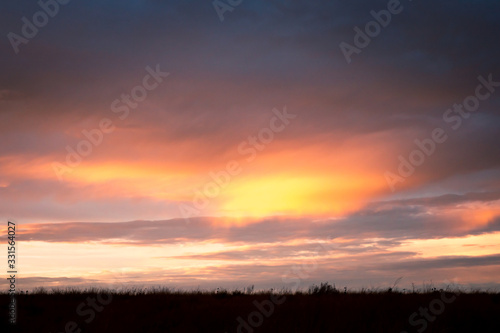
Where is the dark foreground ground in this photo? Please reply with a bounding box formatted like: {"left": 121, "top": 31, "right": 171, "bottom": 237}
{"left": 1, "top": 288, "right": 499, "bottom": 333}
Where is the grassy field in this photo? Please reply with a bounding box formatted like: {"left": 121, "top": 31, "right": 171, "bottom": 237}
{"left": 2, "top": 284, "right": 499, "bottom": 332}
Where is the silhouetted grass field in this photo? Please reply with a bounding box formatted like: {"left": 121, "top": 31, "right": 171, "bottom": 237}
{"left": 2, "top": 284, "right": 499, "bottom": 332}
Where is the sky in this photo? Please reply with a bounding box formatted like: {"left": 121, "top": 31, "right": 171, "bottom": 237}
{"left": 1, "top": 0, "right": 500, "bottom": 292}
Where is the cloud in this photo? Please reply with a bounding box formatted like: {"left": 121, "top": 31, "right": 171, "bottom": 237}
{"left": 377, "top": 253, "right": 500, "bottom": 271}
{"left": 0, "top": 89, "right": 22, "bottom": 101}
{"left": 1, "top": 0, "right": 500, "bottom": 290}
{"left": 16, "top": 190, "right": 500, "bottom": 244}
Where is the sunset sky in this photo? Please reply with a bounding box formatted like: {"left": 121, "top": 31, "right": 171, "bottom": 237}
{"left": 1, "top": 0, "right": 500, "bottom": 292}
